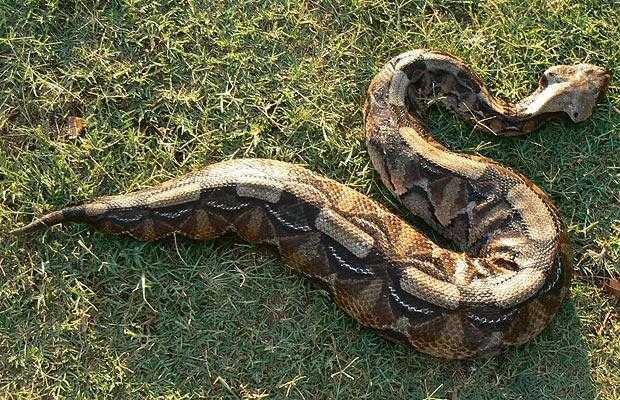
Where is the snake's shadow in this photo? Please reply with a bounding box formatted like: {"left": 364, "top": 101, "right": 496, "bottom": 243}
{"left": 20, "top": 231, "right": 594, "bottom": 399}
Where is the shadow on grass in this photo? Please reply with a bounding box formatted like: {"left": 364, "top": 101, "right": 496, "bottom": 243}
{"left": 115, "top": 275, "right": 596, "bottom": 399}
{"left": 0, "top": 159, "right": 609, "bottom": 399}
{"left": 9, "top": 235, "right": 591, "bottom": 399}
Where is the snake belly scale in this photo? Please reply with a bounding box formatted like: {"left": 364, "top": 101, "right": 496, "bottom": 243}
{"left": 14, "top": 50, "right": 610, "bottom": 359}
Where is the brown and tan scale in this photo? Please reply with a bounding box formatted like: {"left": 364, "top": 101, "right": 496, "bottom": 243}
{"left": 12, "top": 50, "right": 610, "bottom": 359}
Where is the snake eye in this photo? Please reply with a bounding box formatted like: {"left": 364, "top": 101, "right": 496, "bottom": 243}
{"left": 539, "top": 75, "right": 548, "bottom": 86}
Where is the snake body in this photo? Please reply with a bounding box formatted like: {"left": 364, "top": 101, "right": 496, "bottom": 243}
{"left": 14, "top": 50, "right": 609, "bottom": 358}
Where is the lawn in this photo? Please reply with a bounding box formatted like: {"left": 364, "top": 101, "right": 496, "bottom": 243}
{"left": 0, "top": 0, "right": 619, "bottom": 399}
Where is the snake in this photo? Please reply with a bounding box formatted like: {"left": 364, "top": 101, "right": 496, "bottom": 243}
{"left": 13, "top": 50, "right": 610, "bottom": 359}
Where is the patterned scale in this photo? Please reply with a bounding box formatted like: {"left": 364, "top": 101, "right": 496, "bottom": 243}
{"left": 13, "top": 50, "right": 610, "bottom": 358}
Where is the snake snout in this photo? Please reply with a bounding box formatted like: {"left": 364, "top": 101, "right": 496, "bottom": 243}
{"left": 534, "top": 63, "right": 610, "bottom": 122}
{"left": 570, "top": 64, "right": 610, "bottom": 122}
{"left": 590, "top": 65, "right": 611, "bottom": 99}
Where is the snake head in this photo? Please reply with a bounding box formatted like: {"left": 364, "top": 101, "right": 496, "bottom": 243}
{"left": 523, "top": 64, "right": 610, "bottom": 122}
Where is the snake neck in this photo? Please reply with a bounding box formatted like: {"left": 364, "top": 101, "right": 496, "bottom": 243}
{"left": 369, "top": 49, "right": 609, "bottom": 137}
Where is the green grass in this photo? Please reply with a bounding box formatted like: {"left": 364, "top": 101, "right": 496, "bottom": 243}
{"left": 1, "top": 0, "right": 619, "bottom": 398}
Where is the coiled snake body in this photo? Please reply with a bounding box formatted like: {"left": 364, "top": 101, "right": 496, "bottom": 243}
{"left": 15, "top": 50, "right": 610, "bottom": 358}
